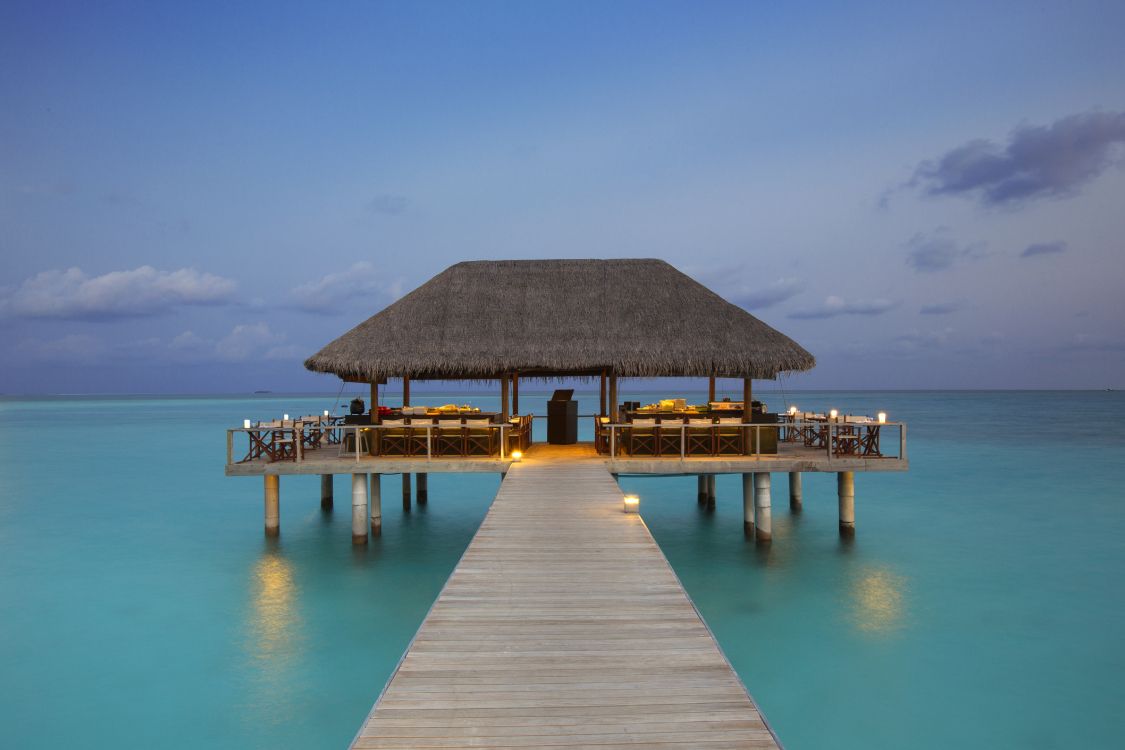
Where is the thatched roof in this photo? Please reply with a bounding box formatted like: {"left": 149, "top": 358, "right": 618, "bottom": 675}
{"left": 304, "top": 259, "right": 814, "bottom": 381}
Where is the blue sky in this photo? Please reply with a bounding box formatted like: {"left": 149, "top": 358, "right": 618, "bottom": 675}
{"left": 2, "top": 1, "right": 1124, "bottom": 393}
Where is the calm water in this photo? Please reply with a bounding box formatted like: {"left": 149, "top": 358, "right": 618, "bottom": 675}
{"left": 1, "top": 391, "right": 1123, "bottom": 749}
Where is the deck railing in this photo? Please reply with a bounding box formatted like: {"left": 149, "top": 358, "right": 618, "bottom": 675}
{"left": 598, "top": 418, "right": 906, "bottom": 461}
{"left": 227, "top": 417, "right": 530, "bottom": 465}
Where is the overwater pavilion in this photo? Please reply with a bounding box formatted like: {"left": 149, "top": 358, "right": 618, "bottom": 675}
{"left": 224, "top": 258, "right": 908, "bottom": 749}
{"left": 226, "top": 258, "right": 907, "bottom": 542}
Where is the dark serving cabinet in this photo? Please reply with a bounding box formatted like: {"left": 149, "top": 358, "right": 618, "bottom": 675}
{"left": 547, "top": 389, "right": 578, "bottom": 444}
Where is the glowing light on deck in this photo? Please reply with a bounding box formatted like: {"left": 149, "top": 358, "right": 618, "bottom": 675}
{"left": 623, "top": 495, "right": 640, "bottom": 514}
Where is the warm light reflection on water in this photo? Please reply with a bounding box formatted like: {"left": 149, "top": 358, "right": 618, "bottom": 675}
{"left": 251, "top": 551, "right": 300, "bottom": 660}
{"left": 851, "top": 566, "right": 907, "bottom": 634}
{"left": 245, "top": 549, "right": 304, "bottom": 716}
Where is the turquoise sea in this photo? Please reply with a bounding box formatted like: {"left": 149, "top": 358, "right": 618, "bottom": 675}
{"left": 1, "top": 390, "right": 1123, "bottom": 749}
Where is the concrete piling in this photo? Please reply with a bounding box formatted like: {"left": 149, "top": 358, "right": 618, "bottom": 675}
{"left": 351, "top": 473, "right": 368, "bottom": 545}
{"left": 788, "top": 472, "right": 802, "bottom": 513}
{"left": 320, "top": 474, "right": 333, "bottom": 511}
{"left": 754, "top": 473, "right": 771, "bottom": 543}
{"left": 264, "top": 475, "right": 279, "bottom": 537}
{"left": 417, "top": 473, "right": 428, "bottom": 505}
{"left": 402, "top": 473, "right": 412, "bottom": 511}
{"left": 838, "top": 471, "right": 855, "bottom": 538}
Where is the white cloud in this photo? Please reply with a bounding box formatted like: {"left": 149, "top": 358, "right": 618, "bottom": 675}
{"left": 169, "top": 330, "right": 211, "bottom": 350}
{"left": 788, "top": 296, "right": 897, "bottom": 320}
{"left": 292, "top": 261, "right": 401, "bottom": 314}
{"left": 904, "top": 230, "right": 987, "bottom": 272}
{"left": 0, "top": 266, "right": 237, "bottom": 320}
{"left": 893, "top": 327, "right": 955, "bottom": 351}
{"left": 214, "top": 323, "right": 286, "bottom": 362}
{"left": 731, "top": 277, "right": 804, "bottom": 311}
{"left": 1021, "top": 241, "right": 1067, "bottom": 258}
{"left": 11, "top": 323, "right": 305, "bottom": 367}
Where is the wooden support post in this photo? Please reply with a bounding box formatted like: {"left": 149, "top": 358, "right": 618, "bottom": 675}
{"left": 402, "top": 473, "right": 412, "bottom": 511}
{"left": 609, "top": 374, "right": 618, "bottom": 421}
{"left": 417, "top": 472, "right": 428, "bottom": 505}
{"left": 838, "top": 471, "right": 855, "bottom": 538}
{"left": 708, "top": 376, "right": 716, "bottom": 403}
{"left": 512, "top": 372, "right": 519, "bottom": 415}
{"left": 706, "top": 474, "right": 716, "bottom": 510}
{"left": 320, "top": 474, "right": 333, "bottom": 511}
{"left": 742, "top": 377, "right": 753, "bottom": 455}
{"left": 500, "top": 374, "right": 510, "bottom": 422}
{"left": 264, "top": 475, "right": 280, "bottom": 537}
{"left": 402, "top": 376, "right": 410, "bottom": 407}
{"left": 697, "top": 475, "right": 707, "bottom": 505}
{"left": 369, "top": 474, "right": 382, "bottom": 536}
{"left": 754, "top": 472, "right": 771, "bottom": 543}
{"left": 789, "top": 472, "right": 802, "bottom": 513}
{"left": 370, "top": 382, "right": 379, "bottom": 412}
{"left": 351, "top": 473, "right": 368, "bottom": 545}
{"left": 600, "top": 370, "right": 607, "bottom": 415}
{"left": 742, "top": 473, "right": 754, "bottom": 536}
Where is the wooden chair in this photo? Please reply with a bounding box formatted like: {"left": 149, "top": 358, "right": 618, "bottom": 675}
{"left": 269, "top": 420, "right": 298, "bottom": 461}
{"left": 685, "top": 417, "right": 715, "bottom": 456}
{"left": 628, "top": 418, "right": 658, "bottom": 456}
{"left": 465, "top": 418, "right": 495, "bottom": 456}
{"left": 299, "top": 416, "right": 327, "bottom": 451}
{"left": 861, "top": 424, "right": 882, "bottom": 456}
{"left": 244, "top": 422, "right": 270, "bottom": 462}
{"left": 594, "top": 416, "right": 611, "bottom": 454}
{"left": 505, "top": 415, "right": 531, "bottom": 454}
{"left": 802, "top": 414, "right": 827, "bottom": 448}
{"left": 658, "top": 416, "right": 684, "bottom": 457}
{"left": 520, "top": 415, "right": 533, "bottom": 451}
{"left": 376, "top": 419, "right": 410, "bottom": 456}
{"left": 409, "top": 417, "right": 437, "bottom": 456}
{"left": 831, "top": 417, "right": 861, "bottom": 456}
{"left": 715, "top": 417, "right": 743, "bottom": 455}
{"left": 434, "top": 418, "right": 466, "bottom": 456}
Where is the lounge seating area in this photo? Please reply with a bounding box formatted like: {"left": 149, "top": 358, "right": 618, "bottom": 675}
{"left": 782, "top": 410, "right": 884, "bottom": 457}
{"left": 234, "top": 405, "right": 532, "bottom": 464}
{"left": 594, "top": 401, "right": 888, "bottom": 458}
{"left": 372, "top": 413, "right": 531, "bottom": 458}
{"left": 595, "top": 399, "right": 781, "bottom": 457}
{"left": 238, "top": 413, "right": 342, "bottom": 463}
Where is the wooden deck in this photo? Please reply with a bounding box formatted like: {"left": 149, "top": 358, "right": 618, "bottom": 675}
{"left": 226, "top": 439, "right": 905, "bottom": 477}
{"left": 350, "top": 455, "right": 782, "bottom": 749}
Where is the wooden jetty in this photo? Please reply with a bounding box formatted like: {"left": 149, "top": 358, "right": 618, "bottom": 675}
{"left": 350, "top": 454, "right": 782, "bottom": 749}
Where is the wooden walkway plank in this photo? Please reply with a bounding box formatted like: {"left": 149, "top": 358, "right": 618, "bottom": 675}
{"left": 350, "top": 457, "right": 782, "bottom": 749}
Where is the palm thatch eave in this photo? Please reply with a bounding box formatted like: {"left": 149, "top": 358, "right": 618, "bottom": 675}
{"left": 303, "top": 259, "right": 815, "bottom": 381}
